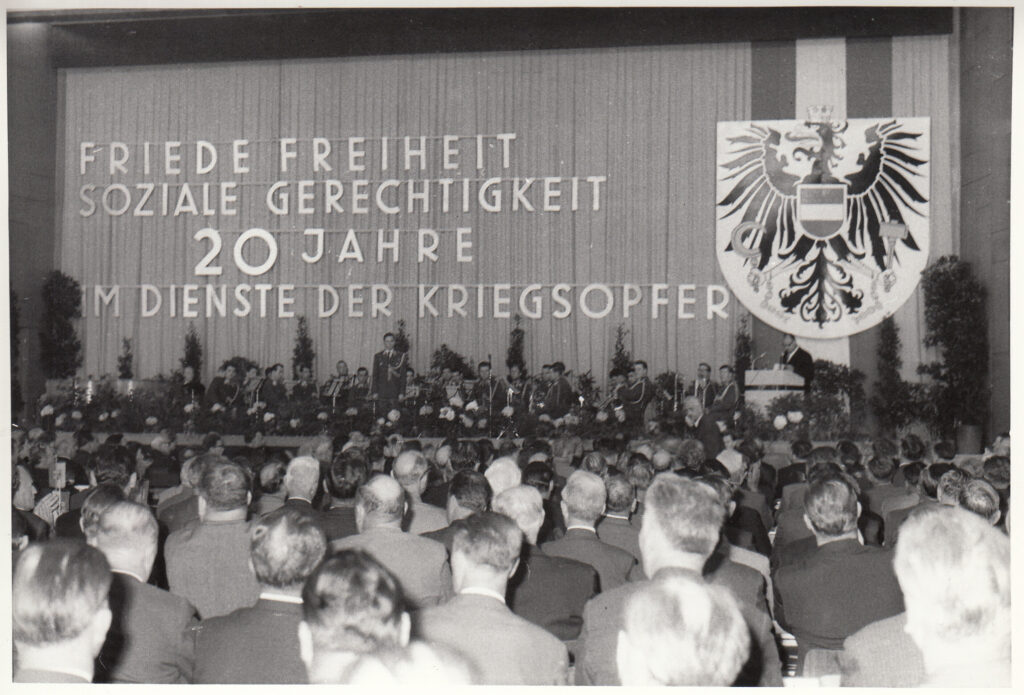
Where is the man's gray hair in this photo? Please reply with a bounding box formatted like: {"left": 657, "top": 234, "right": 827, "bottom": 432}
{"left": 493, "top": 485, "right": 545, "bottom": 540}
{"left": 561, "top": 470, "right": 606, "bottom": 523}
{"left": 895, "top": 506, "right": 1010, "bottom": 646}
{"left": 619, "top": 569, "right": 749, "bottom": 686}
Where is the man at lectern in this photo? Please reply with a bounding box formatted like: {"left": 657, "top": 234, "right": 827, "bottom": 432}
{"left": 780, "top": 333, "right": 814, "bottom": 392}
{"left": 371, "top": 332, "right": 407, "bottom": 407}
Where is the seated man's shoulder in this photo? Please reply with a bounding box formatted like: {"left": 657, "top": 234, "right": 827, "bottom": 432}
{"left": 583, "top": 578, "right": 641, "bottom": 621}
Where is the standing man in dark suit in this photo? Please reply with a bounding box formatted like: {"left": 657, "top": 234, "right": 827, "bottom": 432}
{"left": 332, "top": 475, "right": 452, "bottom": 609}
{"left": 416, "top": 512, "right": 570, "bottom": 684}
{"left": 773, "top": 474, "right": 904, "bottom": 671}
{"left": 192, "top": 507, "right": 327, "bottom": 683}
{"left": 13, "top": 540, "right": 113, "bottom": 683}
{"left": 90, "top": 501, "right": 196, "bottom": 683}
{"left": 371, "top": 332, "right": 407, "bottom": 409}
{"left": 493, "top": 484, "right": 598, "bottom": 641}
{"left": 472, "top": 361, "right": 508, "bottom": 421}
{"left": 683, "top": 396, "right": 724, "bottom": 458}
{"left": 780, "top": 333, "right": 814, "bottom": 392}
{"left": 575, "top": 474, "right": 782, "bottom": 686}
{"left": 542, "top": 470, "right": 637, "bottom": 591}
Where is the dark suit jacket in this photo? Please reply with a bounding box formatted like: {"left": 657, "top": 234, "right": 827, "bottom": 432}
{"left": 159, "top": 494, "right": 200, "bottom": 535}
{"left": 261, "top": 380, "right": 289, "bottom": 412}
{"left": 507, "top": 544, "right": 598, "bottom": 640}
{"left": 839, "top": 612, "right": 925, "bottom": 687}
{"left": 595, "top": 514, "right": 641, "bottom": 561}
{"left": 575, "top": 566, "right": 782, "bottom": 686}
{"left": 192, "top": 597, "right": 306, "bottom": 683}
{"left": 726, "top": 507, "right": 772, "bottom": 557}
{"left": 541, "top": 527, "right": 636, "bottom": 592}
{"left": 540, "top": 376, "right": 575, "bottom": 419}
{"left": 422, "top": 523, "right": 457, "bottom": 552}
{"left": 54, "top": 508, "right": 85, "bottom": 539}
{"left": 416, "top": 593, "right": 569, "bottom": 685}
{"left": 332, "top": 525, "right": 451, "bottom": 608}
{"left": 371, "top": 349, "right": 407, "bottom": 401}
{"left": 319, "top": 502, "right": 358, "bottom": 541}
{"left": 884, "top": 499, "right": 941, "bottom": 547}
{"left": 689, "top": 415, "right": 724, "bottom": 458}
{"left": 15, "top": 507, "right": 50, "bottom": 542}
{"left": 782, "top": 346, "right": 814, "bottom": 389}
{"left": 773, "top": 538, "right": 904, "bottom": 668}
{"left": 96, "top": 571, "right": 197, "bottom": 684}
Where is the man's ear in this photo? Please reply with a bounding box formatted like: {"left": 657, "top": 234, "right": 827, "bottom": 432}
{"left": 128, "top": 472, "right": 138, "bottom": 490}
{"left": 727, "top": 500, "right": 737, "bottom": 518}
{"left": 323, "top": 479, "right": 330, "bottom": 495}
{"left": 297, "top": 621, "right": 314, "bottom": 668}
{"left": 197, "top": 495, "right": 208, "bottom": 520}
{"left": 855, "top": 500, "right": 862, "bottom": 520}
{"left": 560, "top": 499, "right": 569, "bottom": 521}
{"left": 246, "top": 490, "right": 253, "bottom": 507}
{"left": 507, "top": 557, "right": 521, "bottom": 580}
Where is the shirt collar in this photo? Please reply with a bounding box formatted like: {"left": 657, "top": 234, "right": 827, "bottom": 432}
{"left": 259, "top": 591, "right": 304, "bottom": 604}
{"left": 23, "top": 664, "right": 93, "bottom": 682}
{"left": 566, "top": 524, "right": 597, "bottom": 534}
{"left": 288, "top": 496, "right": 313, "bottom": 504}
{"left": 604, "top": 513, "right": 630, "bottom": 521}
{"left": 459, "top": 586, "right": 506, "bottom": 604}
{"left": 112, "top": 568, "right": 146, "bottom": 584}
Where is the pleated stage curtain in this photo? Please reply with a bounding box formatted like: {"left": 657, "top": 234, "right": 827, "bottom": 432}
{"left": 58, "top": 43, "right": 752, "bottom": 384}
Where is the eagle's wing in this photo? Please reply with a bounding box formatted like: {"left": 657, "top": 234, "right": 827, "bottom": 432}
{"left": 719, "top": 125, "right": 809, "bottom": 270}
{"left": 840, "top": 120, "right": 928, "bottom": 271}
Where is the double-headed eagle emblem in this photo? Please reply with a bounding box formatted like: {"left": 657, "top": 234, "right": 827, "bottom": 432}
{"left": 716, "top": 115, "right": 931, "bottom": 338}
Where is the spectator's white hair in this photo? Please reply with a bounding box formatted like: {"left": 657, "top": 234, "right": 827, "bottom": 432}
{"left": 484, "top": 457, "right": 522, "bottom": 496}
{"left": 895, "top": 506, "right": 1010, "bottom": 655}
{"left": 493, "top": 485, "right": 545, "bottom": 544}
{"left": 561, "top": 470, "right": 606, "bottom": 523}
{"left": 286, "top": 455, "right": 321, "bottom": 496}
{"left": 617, "top": 570, "right": 749, "bottom": 686}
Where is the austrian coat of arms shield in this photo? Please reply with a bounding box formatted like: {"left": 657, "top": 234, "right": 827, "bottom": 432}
{"left": 716, "top": 116, "right": 931, "bottom": 339}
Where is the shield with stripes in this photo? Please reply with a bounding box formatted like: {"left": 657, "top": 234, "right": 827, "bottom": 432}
{"left": 796, "top": 183, "right": 846, "bottom": 239}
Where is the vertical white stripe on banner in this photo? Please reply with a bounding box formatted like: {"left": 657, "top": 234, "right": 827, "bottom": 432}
{"left": 795, "top": 38, "right": 850, "bottom": 366}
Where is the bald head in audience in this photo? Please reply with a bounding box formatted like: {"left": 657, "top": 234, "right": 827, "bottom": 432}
{"left": 355, "top": 474, "right": 407, "bottom": 532}
{"left": 617, "top": 571, "right": 749, "bottom": 686}
{"left": 894, "top": 507, "right": 1010, "bottom": 686}
{"left": 392, "top": 450, "right": 430, "bottom": 501}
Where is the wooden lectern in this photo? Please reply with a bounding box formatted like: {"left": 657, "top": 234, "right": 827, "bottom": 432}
{"left": 744, "top": 369, "right": 806, "bottom": 412}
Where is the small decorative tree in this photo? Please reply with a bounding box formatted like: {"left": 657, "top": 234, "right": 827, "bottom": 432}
{"left": 39, "top": 270, "right": 83, "bottom": 379}
{"left": 292, "top": 316, "right": 316, "bottom": 378}
{"left": 506, "top": 314, "right": 526, "bottom": 373}
{"left": 870, "top": 316, "right": 921, "bottom": 434}
{"left": 117, "top": 338, "right": 134, "bottom": 379}
{"left": 181, "top": 323, "right": 203, "bottom": 374}
{"left": 393, "top": 319, "right": 411, "bottom": 355}
{"left": 431, "top": 344, "right": 474, "bottom": 378}
{"left": 917, "top": 256, "right": 989, "bottom": 437}
{"left": 611, "top": 324, "right": 633, "bottom": 374}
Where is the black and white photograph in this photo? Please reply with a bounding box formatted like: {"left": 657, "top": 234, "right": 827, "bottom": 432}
{"left": 6, "top": 4, "right": 1014, "bottom": 687}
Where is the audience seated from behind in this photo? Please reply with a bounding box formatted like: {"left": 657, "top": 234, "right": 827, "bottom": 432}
{"left": 164, "top": 455, "right": 259, "bottom": 619}
{"left": 576, "top": 473, "right": 781, "bottom": 686}
{"left": 415, "top": 511, "right": 570, "bottom": 685}
{"left": 89, "top": 501, "right": 197, "bottom": 683}
{"left": 772, "top": 473, "right": 904, "bottom": 672}
{"left": 331, "top": 474, "right": 452, "bottom": 608}
{"left": 493, "top": 484, "right": 598, "bottom": 640}
{"left": 192, "top": 506, "right": 327, "bottom": 683}
{"left": 595, "top": 473, "right": 641, "bottom": 561}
